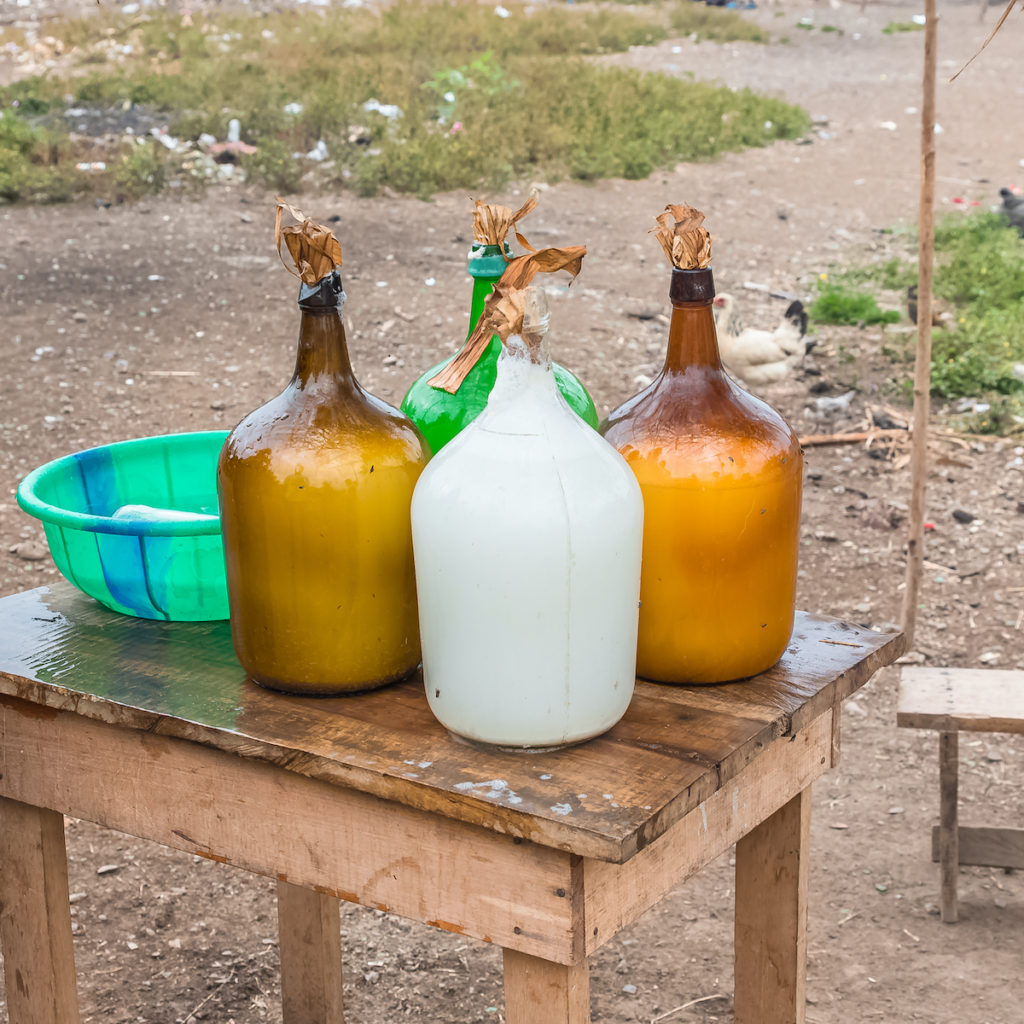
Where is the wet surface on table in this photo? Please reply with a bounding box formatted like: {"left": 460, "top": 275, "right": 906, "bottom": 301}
{"left": 0, "top": 583, "right": 904, "bottom": 862}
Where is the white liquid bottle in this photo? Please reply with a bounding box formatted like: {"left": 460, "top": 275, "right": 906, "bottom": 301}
{"left": 412, "top": 285, "right": 643, "bottom": 749}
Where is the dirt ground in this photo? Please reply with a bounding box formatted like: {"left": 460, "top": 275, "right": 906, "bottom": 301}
{"left": 1, "top": 0, "right": 1023, "bottom": 1021}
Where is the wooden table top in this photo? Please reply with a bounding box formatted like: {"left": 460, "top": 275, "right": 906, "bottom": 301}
{"left": 0, "top": 583, "right": 903, "bottom": 864}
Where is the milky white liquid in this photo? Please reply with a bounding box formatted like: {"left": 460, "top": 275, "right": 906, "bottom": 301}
{"left": 411, "top": 339, "right": 644, "bottom": 748}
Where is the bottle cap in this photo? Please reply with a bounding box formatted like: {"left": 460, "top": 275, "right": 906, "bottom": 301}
{"left": 298, "top": 268, "right": 345, "bottom": 311}
{"left": 468, "top": 244, "right": 511, "bottom": 279}
{"left": 669, "top": 267, "right": 715, "bottom": 304}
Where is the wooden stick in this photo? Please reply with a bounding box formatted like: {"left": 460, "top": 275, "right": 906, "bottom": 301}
{"left": 901, "top": 0, "right": 938, "bottom": 650}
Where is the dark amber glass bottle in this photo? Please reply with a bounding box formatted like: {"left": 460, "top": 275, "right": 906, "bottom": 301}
{"left": 218, "top": 270, "right": 428, "bottom": 694}
{"left": 601, "top": 268, "right": 802, "bottom": 684}
{"left": 400, "top": 244, "right": 598, "bottom": 454}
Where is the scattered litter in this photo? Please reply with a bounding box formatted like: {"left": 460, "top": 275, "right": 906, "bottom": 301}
{"left": 75, "top": 161, "right": 107, "bottom": 172}
{"left": 363, "top": 98, "right": 402, "bottom": 120}
{"left": 283, "top": 102, "right": 304, "bottom": 116}
{"left": 97, "top": 864, "right": 121, "bottom": 876}
{"left": 424, "top": 277, "right": 436, "bottom": 287}
{"left": 814, "top": 390, "right": 856, "bottom": 416}
{"left": 227, "top": 118, "right": 241, "bottom": 144}
{"left": 150, "top": 127, "right": 179, "bottom": 151}
{"left": 305, "top": 139, "right": 329, "bottom": 162}
{"left": 912, "top": 13, "right": 926, "bottom": 23}
{"left": 878, "top": 121, "right": 898, "bottom": 131}
{"left": 494, "top": 4, "right": 511, "bottom": 16}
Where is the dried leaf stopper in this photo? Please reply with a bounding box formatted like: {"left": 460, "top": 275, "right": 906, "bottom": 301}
{"left": 651, "top": 203, "right": 712, "bottom": 270}
{"left": 275, "top": 196, "right": 343, "bottom": 285}
{"left": 428, "top": 245, "right": 586, "bottom": 394}
{"left": 472, "top": 195, "right": 538, "bottom": 253}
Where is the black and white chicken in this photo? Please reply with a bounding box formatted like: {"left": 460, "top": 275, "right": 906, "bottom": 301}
{"left": 999, "top": 187, "right": 1024, "bottom": 236}
{"left": 712, "top": 293, "right": 811, "bottom": 387}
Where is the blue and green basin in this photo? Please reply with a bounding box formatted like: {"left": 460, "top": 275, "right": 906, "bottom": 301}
{"left": 16, "top": 431, "right": 231, "bottom": 621}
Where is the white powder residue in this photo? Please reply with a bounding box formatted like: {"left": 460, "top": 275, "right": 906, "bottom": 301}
{"left": 453, "top": 779, "right": 518, "bottom": 802}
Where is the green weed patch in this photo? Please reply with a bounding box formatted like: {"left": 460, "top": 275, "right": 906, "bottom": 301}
{"left": 0, "top": 1, "right": 801, "bottom": 203}
{"left": 827, "top": 212, "right": 1024, "bottom": 432}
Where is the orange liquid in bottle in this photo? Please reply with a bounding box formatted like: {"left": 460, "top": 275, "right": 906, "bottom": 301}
{"left": 602, "top": 268, "right": 802, "bottom": 683}
{"left": 218, "top": 272, "right": 427, "bottom": 694}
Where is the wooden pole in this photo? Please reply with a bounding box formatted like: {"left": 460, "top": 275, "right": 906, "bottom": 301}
{"left": 901, "top": 0, "right": 938, "bottom": 650}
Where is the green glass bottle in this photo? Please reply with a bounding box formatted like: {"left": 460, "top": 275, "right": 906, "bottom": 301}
{"left": 401, "top": 243, "right": 599, "bottom": 454}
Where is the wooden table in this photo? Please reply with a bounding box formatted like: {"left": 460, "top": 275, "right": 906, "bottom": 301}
{"left": 0, "top": 583, "right": 903, "bottom": 1024}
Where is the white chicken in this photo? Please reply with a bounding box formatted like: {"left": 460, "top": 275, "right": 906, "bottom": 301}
{"left": 713, "top": 292, "right": 811, "bottom": 388}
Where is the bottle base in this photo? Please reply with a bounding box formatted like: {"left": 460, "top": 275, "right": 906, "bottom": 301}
{"left": 637, "top": 656, "right": 783, "bottom": 686}
{"left": 247, "top": 663, "right": 419, "bottom": 697}
{"left": 445, "top": 728, "right": 606, "bottom": 754}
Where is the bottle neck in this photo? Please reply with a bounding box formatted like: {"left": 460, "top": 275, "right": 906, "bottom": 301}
{"left": 661, "top": 268, "right": 723, "bottom": 374}
{"left": 468, "top": 273, "right": 500, "bottom": 337}
{"left": 663, "top": 300, "right": 723, "bottom": 373}
{"left": 292, "top": 308, "right": 359, "bottom": 393}
{"left": 466, "top": 243, "right": 508, "bottom": 339}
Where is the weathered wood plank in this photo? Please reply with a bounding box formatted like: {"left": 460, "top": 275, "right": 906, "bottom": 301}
{"left": 939, "top": 731, "right": 959, "bottom": 924}
{"left": 583, "top": 712, "right": 831, "bottom": 956}
{"left": 277, "top": 881, "right": 345, "bottom": 1024}
{"left": 897, "top": 667, "right": 1024, "bottom": 733}
{"left": 931, "top": 826, "right": 1024, "bottom": 870}
{"left": 503, "top": 950, "right": 590, "bottom": 1024}
{"left": 0, "top": 584, "right": 903, "bottom": 864}
{"left": 0, "top": 797, "right": 81, "bottom": 1024}
{"left": 0, "top": 694, "right": 580, "bottom": 964}
{"left": 733, "top": 787, "right": 811, "bottom": 1024}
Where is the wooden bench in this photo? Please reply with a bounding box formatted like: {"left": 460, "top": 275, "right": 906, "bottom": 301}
{"left": 897, "top": 666, "right": 1024, "bottom": 923}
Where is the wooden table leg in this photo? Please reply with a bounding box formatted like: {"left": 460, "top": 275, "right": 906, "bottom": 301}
{"left": 503, "top": 949, "right": 590, "bottom": 1024}
{"left": 276, "top": 880, "right": 345, "bottom": 1024}
{"left": 0, "top": 798, "right": 80, "bottom": 1024}
{"left": 939, "top": 730, "right": 959, "bottom": 924}
{"left": 734, "top": 787, "right": 811, "bottom": 1024}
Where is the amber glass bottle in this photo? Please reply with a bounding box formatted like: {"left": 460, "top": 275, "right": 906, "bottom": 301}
{"left": 218, "top": 269, "right": 428, "bottom": 694}
{"left": 601, "top": 267, "right": 802, "bottom": 684}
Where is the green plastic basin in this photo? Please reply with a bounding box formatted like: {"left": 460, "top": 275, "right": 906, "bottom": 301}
{"left": 16, "top": 431, "right": 231, "bottom": 621}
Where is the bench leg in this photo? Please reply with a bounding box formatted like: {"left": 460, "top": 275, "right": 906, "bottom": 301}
{"left": 939, "top": 730, "right": 959, "bottom": 924}
{"left": 277, "top": 880, "right": 345, "bottom": 1023}
{"left": 0, "top": 798, "right": 80, "bottom": 1024}
{"left": 734, "top": 786, "right": 811, "bottom": 1024}
{"left": 503, "top": 949, "right": 590, "bottom": 1024}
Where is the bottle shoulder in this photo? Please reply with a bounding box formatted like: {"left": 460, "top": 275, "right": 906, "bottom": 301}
{"left": 224, "top": 384, "right": 428, "bottom": 466}
{"left": 602, "top": 370, "right": 801, "bottom": 477}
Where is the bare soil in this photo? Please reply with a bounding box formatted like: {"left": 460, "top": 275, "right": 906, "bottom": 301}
{"left": 1, "top": 1, "right": 1023, "bottom": 1021}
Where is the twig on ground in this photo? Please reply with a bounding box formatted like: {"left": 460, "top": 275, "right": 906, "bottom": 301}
{"left": 181, "top": 970, "right": 236, "bottom": 1023}
{"left": 651, "top": 993, "right": 727, "bottom": 1023}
